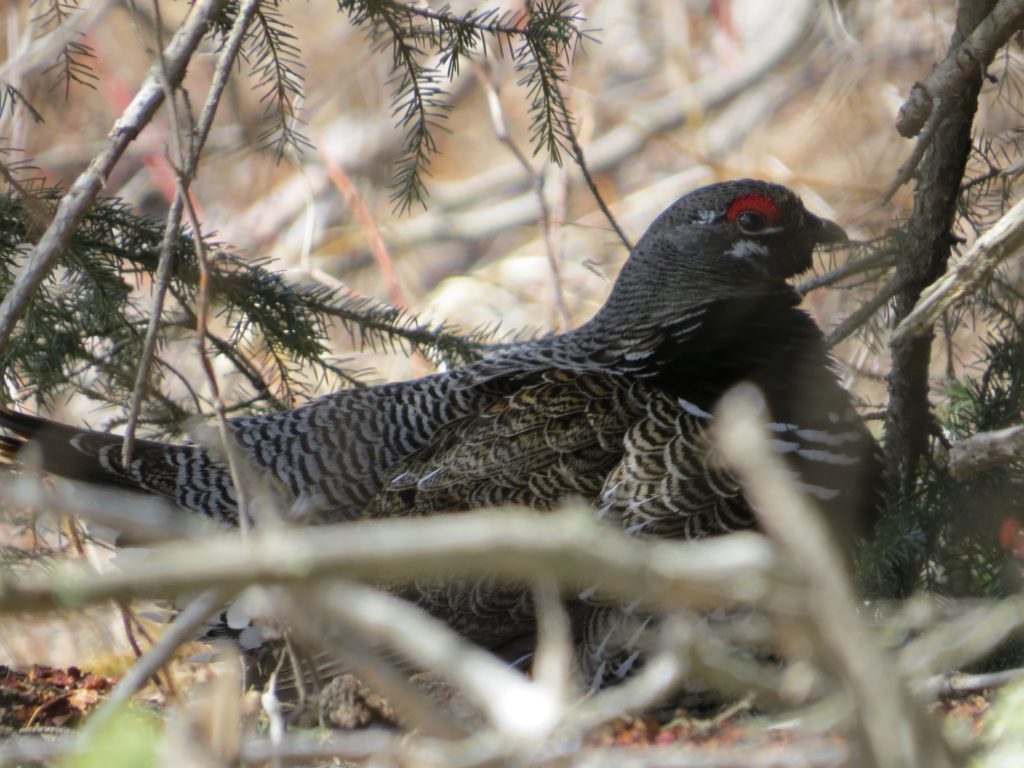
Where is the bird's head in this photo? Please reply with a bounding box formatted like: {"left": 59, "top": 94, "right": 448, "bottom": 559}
{"left": 641, "top": 178, "right": 845, "bottom": 280}
{"left": 601, "top": 180, "right": 846, "bottom": 316}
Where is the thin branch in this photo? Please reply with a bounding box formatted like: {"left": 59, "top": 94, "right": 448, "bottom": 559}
{"left": 382, "top": 1, "right": 531, "bottom": 38}
{"left": 882, "top": 101, "right": 944, "bottom": 204}
{"left": 569, "top": 616, "right": 692, "bottom": 731}
{"left": 796, "top": 248, "right": 896, "bottom": 295}
{"left": 478, "top": 60, "right": 570, "bottom": 330}
{"left": 885, "top": 0, "right": 1024, "bottom": 200}
{"left": 183, "top": 191, "right": 253, "bottom": 533}
{"left": 122, "top": 0, "right": 262, "bottom": 465}
{"left": 307, "top": 581, "right": 559, "bottom": 740}
{"left": 277, "top": 589, "right": 466, "bottom": 736}
{"left": 899, "top": 599, "right": 1024, "bottom": 682}
{"left": 896, "top": 0, "right": 1024, "bottom": 139}
{"left": 531, "top": 577, "right": 574, "bottom": 706}
{"left": 825, "top": 273, "right": 903, "bottom": 346}
{"left": 569, "top": 134, "right": 631, "bottom": 251}
{"left": 917, "top": 667, "right": 1024, "bottom": 699}
{"left": 76, "top": 588, "right": 234, "bottom": 742}
{"left": 320, "top": 148, "right": 407, "bottom": 308}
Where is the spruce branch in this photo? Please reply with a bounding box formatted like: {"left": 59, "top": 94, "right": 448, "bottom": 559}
{"left": 32, "top": 0, "right": 99, "bottom": 100}
{"left": 247, "top": 5, "right": 313, "bottom": 158}
{"left": 337, "top": 0, "right": 585, "bottom": 212}
{"left": 0, "top": 84, "right": 45, "bottom": 123}
{"left": 514, "top": 0, "right": 582, "bottom": 166}
{"left": 0, "top": 0, "right": 232, "bottom": 354}
{"left": 0, "top": 188, "right": 495, "bottom": 424}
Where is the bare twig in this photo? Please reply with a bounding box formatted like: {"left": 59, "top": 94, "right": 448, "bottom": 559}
{"left": 917, "top": 667, "right": 1024, "bottom": 699}
{"left": 0, "top": 0, "right": 231, "bottom": 351}
{"left": 899, "top": 598, "right": 1024, "bottom": 681}
{"left": 531, "top": 577, "right": 574, "bottom": 706}
{"left": 0, "top": 472, "right": 214, "bottom": 543}
{"left": 122, "top": 0, "right": 262, "bottom": 465}
{"left": 307, "top": 581, "right": 559, "bottom": 741}
{"left": 882, "top": 103, "right": 944, "bottom": 204}
{"left": 181, "top": 181, "right": 255, "bottom": 532}
{"left": 824, "top": 273, "right": 903, "bottom": 346}
{"left": 479, "top": 62, "right": 571, "bottom": 330}
{"left": 567, "top": 741, "right": 850, "bottom": 768}
{"left": 896, "top": 0, "right": 1024, "bottom": 139}
{"left": 275, "top": 587, "right": 468, "bottom": 737}
{"left": 570, "top": 615, "right": 692, "bottom": 731}
{"left": 884, "top": 0, "right": 1024, "bottom": 200}
{"left": 568, "top": 131, "right": 631, "bottom": 252}
{"left": 796, "top": 248, "right": 896, "bottom": 295}
{"left": 321, "top": 149, "right": 407, "bottom": 309}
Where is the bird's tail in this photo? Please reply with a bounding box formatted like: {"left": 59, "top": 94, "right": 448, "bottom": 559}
{"left": 1, "top": 408, "right": 144, "bottom": 488}
{"left": 0, "top": 407, "right": 240, "bottom": 516}
{"left": 0, "top": 432, "right": 23, "bottom": 464}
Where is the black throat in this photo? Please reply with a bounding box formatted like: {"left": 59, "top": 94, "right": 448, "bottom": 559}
{"left": 648, "top": 291, "right": 831, "bottom": 413}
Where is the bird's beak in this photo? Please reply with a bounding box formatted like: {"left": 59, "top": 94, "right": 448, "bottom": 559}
{"left": 807, "top": 212, "right": 848, "bottom": 245}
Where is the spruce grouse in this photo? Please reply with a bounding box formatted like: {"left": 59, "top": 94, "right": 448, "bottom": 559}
{"left": 0, "top": 179, "right": 882, "bottom": 689}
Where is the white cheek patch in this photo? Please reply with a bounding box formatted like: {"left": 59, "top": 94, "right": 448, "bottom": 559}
{"left": 726, "top": 240, "right": 769, "bottom": 259}
{"left": 694, "top": 209, "right": 718, "bottom": 225}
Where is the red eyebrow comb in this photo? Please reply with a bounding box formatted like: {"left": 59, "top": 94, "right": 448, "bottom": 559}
{"left": 726, "top": 194, "right": 781, "bottom": 222}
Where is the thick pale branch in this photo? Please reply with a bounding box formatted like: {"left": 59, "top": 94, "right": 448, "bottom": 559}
{"left": 715, "top": 384, "right": 952, "bottom": 768}
{"left": 307, "top": 582, "right": 559, "bottom": 740}
{"left": 0, "top": 504, "right": 786, "bottom": 615}
{"left": 893, "top": 196, "right": 1024, "bottom": 343}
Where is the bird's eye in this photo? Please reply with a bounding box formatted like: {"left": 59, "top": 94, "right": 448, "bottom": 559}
{"left": 736, "top": 210, "right": 767, "bottom": 233}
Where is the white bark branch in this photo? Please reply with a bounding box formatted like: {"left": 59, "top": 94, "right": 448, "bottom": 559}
{"left": 949, "top": 424, "right": 1024, "bottom": 479}
{"left": 0, "top": 503, "right": 786, "bottom": 616}
{"left": 893, "top": 195, "right": 1024, "bottom": 342}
